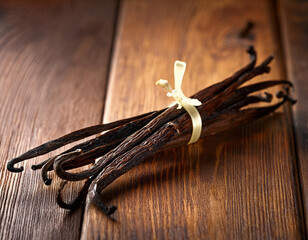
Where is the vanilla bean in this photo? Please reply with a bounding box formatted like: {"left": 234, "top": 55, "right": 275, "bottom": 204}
{"left": 219, "top": 80, "right": 292, "bottom": 110}
{"left": 57, "top": 178, "right": 94, "bottom": 210}
{"left": 8, "top": 111, "right": 162, "bottom": 173}
{"left": 240, "top": 21, "right": 254, "bottom": 38}
{"left": 88, "top": 122, "right": 180, "bottom": 215}
{"left": 31, "top": 159, "right": 49, "bottom": 170}
{"left": 41, "top": 157, "right": 56, "bottom": 185}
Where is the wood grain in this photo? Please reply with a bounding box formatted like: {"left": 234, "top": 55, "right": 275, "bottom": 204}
{"left": 278, "top": 0, "right": 308, "bottom": 234}
{"left": 0, "top": 1, "right": 117, "bottom": 239}
{"left": 81, "top": 0, "right": 305, "bottom": 239}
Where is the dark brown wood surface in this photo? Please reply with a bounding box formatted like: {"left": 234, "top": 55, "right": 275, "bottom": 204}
{"left": 279, "top": 0, "right": 308, "bottom": 233}
{"left": 80, "top": 0, "right": 305, "bottom": 239}
{"left": 0, "top": 1, "right": 117, "bottom": 239}
{"left": 0, "top": 0, "right": 307, "bottom": 239}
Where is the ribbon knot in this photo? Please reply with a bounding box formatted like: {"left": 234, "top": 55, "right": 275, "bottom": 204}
{"left": 156, "top": 61, "right": 202, "bottom": 144}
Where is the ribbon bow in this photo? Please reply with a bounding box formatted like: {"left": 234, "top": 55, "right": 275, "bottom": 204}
{"left": 156, "top": 61, "right": 202, "bottom": 144}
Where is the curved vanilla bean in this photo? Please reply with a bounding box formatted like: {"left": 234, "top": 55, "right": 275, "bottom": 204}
{"left": 88, "top": 122, "right": 180, "bottom": 214}
{"left": 41, "top": 157, "right": 56, "bottom": 185}
{"left": 52, "top": 150, "right": 83, "bottom": 177}
{"left": 191, "top": 46, "right": 257, "bottom": 100}
{"left": 7, "top": 111, "right": 159, "bottom": 172}
{"left": 225, "top": 93, "right": 273, "bottom": 110}
{"left": 198, "top": 58, "right": 272, "bottom": 119}
{"left": 202, "top": 97, "right": 292, "bottom": 137}
{"left": 58, "top": 111, "right": 163, "bottom": 154}
{"left": 276, "top": 90, "right": 297, "bottom": 104}
{"left": 89, "top": 185, "right": 117, "bottom": 215}
{"left": 220, "top": 80, "right": 292, "bottom": 110}
{"left": 31, "top": 159, "right": 50, "bottom": 170}
{"left": 236, "top": 80, "right": 292, "bottom": 95}
{"left": 59, "top": 141, "right": 121, "bottom": 171}
{"left": 53, "top": 141, "right": 121, "bottom": 181}
{"left": 57, "top": 178, "right": 94, "bottom": 210}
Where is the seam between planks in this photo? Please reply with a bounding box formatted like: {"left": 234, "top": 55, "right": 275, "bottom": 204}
{"left": 98, "top": 0, "right": 122, "bottom": 125}
{"left": 78, "top": 1, "right": 121, "bottom": 239}
{"left": 271, "top": 0, "right": 308, "bottom": 238}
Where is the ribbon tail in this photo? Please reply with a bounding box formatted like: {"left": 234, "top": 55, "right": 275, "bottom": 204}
{"left": 181, "top": 102, "right": 202, "bottom": 144}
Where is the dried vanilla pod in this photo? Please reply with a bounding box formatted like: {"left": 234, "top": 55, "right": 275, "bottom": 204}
{"left": 7, "top": 47, "right": 296, "bottom": 215}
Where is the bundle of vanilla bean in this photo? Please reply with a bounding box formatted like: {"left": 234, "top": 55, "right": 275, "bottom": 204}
{"left": 7, "top": 47, "right": 295, "bottom": 215}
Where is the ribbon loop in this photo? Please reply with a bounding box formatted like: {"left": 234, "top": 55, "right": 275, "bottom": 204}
{"left": 174, "top": 60, "right": 186, "bottom": 90}
{"left": 156, "top": 61, "right": 202, "bottom": 144}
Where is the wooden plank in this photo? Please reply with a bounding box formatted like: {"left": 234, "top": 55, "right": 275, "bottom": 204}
{"left": 81, "top": 0, "right": 305, "bottom": 239}
{"left": 278, "top": 0, "right": 308, "bottom": 234}
{"left": 0, "top": 1, "right": 117, "bottom": 239}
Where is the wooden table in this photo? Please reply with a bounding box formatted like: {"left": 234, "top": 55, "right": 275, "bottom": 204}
{"left": 0, "top": 0, "right": 307, "bottom": 239}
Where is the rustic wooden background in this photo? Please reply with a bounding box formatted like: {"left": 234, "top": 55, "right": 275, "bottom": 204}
{"left": 0, "top": 0, "right": 307, "bottom": 239}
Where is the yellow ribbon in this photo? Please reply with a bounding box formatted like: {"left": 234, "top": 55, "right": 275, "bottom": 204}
{"left": 156, "top": 61, "right": 202, "bottom": 144}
